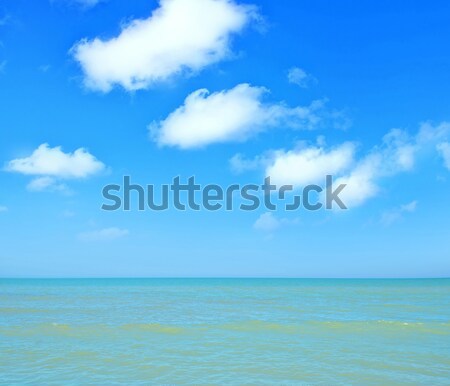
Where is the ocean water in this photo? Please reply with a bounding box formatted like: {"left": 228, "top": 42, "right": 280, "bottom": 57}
{"left": 0, "top": 279, "right": 449, "bottom": 385}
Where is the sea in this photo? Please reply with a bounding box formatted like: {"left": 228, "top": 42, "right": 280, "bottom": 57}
{"left": 0, "top": 278, "right": 449, "bottom": 385}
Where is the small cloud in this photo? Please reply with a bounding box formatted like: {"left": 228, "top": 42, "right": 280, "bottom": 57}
{"left": 0, "top": 206, "right": 8, "bottom": 212}
{"left": 380, "top": 200, "right": 418, "bottom": 226}
{"left": 254, "top": 212, "right": 281, "bottom": 233}
{"left": 78, "top": 227, "right": 129, "bottom": 242}
{"left": 5, "top": 143, "right": 105, "bottom": 192}
{"left": 73, "top": 0, "right": 102, "bottom": 7}
{"left": 229, "top": 153, "right": 266, "bottom": 174}
{"left": 38, "top": 64, "right": 51, "bottom": 73}
{"left": 253, "top": 212, "right": 298, "bottom": 235}
{"left": 400, "top": 200, "right": 418, "bottom": 213}
{"left": 287, "top": 67, "right": 317, "bottom": 88}
{"left": 26, "top": 176, "right": 70, "bottom": 193}
{"left": 50, "top": 0, "right": 104, "bottom": 9}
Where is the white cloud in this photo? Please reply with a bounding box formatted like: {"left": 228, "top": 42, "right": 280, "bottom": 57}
{"left": 334, "top": 129, "right": 417, "bottom": 208}
{"left": 266, "top": 142, "right": 356, "bottom": 187}
{"left": 50, "top": 0, "right": 106, "bottom": 10}
{"left": 0, "top": 206, "right": 8, "bottom": 212}
{"left": 254, "top": 212, "right": 281, "bottom": 232}
{"left": 5, "top": 144, "right": 105, "bottom": 192}
{"left": 151, "top": 83, "right": 325, "bottom": 148}
{"left": 437, "top": 142, "right": 450, "bottom": 170}
{"left": 230, "top": 153, "right": 266, "bottom": 173}
{"left": 26, "top": 176, "right": 70, "bottom": 193}
{"left": 72, "top": 0, "right": 256, "bottom": 91}
{"left": 239, "top": 122, "right": 450, "bottom": 209}
{"left": 337, "top": 122, "right": 450, "bottom": 207}
{"left": 5, "top": 143, "right": 105, "bottom": 178}
{"left": 287, "top": 67, "right": 316, "bottom": 88}
{"left": 78, "top": 227, "right": 129, "bottom": 241}
{"left": 74, "top": 0, "right": 102, "bottom": 7}
{"left": 253, "top": 212, "right": 298, "bottom": 234}
{"left": 380, "top": 200, "right": 418, "bottom": 226}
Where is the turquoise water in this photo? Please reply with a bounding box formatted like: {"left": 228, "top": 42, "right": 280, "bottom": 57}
{"left": 0, "top": 279, "right": 449, "bottom": 385}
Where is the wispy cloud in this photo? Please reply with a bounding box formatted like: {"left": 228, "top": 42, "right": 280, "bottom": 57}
{"left": 0, "top": 14, "right": 11, "bottom": 27}
{"left": 380, "top": 200, "right": 418, "bottom": 226}
{"left": 0, "top": 60, "right": 6, "bottom": 74}
{"left": 254, "top": 212, "right": 298, "bottom": 235}
{"left": 38, "top": 64, "right": 51, "bottom": 73}
{"left": 78, "top": 227, "right": 129, "bottom": 241}
{"left": 50, "top": 0, "right": 104, "bottom": 10}
{"left": 0, "top": 206, "right": 8, "bottom": 212}
{"left": 26, "top": 176, "right": 71, "bottom": 194}
{"left": 437, "top": 142, "right": 450, "bottom": 170}
{"left": 71, "top": 0, "right": 258, "bottom": 91}
{"left": 287, "top": 67, "right": 316, "bottom": 88}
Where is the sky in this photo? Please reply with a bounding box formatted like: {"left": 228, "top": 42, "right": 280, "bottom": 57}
{"left": 0, "top": 0, "right": 449, "bottom": 278}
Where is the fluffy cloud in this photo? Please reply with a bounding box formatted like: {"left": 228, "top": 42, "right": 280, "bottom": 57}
{"left": 78, "top": 227, "right": 129, "bottom": 241}
{"left": 287, "top": 67, "right": 316, "bottom": 88}
{"left": 151, "top": 83, "right": 325, "bottom": 148}
{"left": 239, "top": 122, "right": 450, "bottom": 209}
{"left": 72, "top": 0, "right": 256, "bottom": 91}
{"left": 6, "top": 144, "right": 104, "bottom": 178}
{"left": 5, "top": 144, "right": 105, "bottom": 191}
{"left": 266, "top": 142, "right": 355, "bottom": 187}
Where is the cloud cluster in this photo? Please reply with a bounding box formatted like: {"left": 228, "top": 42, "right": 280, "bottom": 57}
{"left": 236, "top": 122, "right": 450, "bottom": 209}
{"left": 5, "top": 143, "right": 105, "bottom": 192}
{"left": 151, "top": 83, "right": 325, "bottom": 148}
{"left": 72, "top": 0, "right": 256, "bottom": 91}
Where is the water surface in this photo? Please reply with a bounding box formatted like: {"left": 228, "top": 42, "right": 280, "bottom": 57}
{"left": 1, "top": 278, "right": 449, "bottom": 385}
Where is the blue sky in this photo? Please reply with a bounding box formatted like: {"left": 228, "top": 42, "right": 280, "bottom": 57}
{"left": 0, "top": 0, "right": 449, "bottom": 278}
